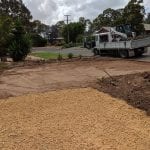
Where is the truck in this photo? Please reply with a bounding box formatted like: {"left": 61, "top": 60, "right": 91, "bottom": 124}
{"left": 92, "top": 25, "right": 150, "bottom": 58}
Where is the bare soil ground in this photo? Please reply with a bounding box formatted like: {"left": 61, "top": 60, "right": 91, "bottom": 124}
{"left": 0, "top": 88, "right": 150, "bottom": 150}
{"left": 96, "top": 72, "right": 150, "bottom": 115}
{"left": 0, "top": 59, "right": 150, "bottom": 149}
{"left": 0, "top": 58, "right": 150, "bottom": 99}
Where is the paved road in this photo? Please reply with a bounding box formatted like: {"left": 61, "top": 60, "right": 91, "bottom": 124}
{"left": 32, "top": 46, "right": 150, "bottom": 62}
{"left": 32, "top": 46, "right": 93, "bottom": 57}
{"left": 134, "top": 47, "right": 150, "bottom": 62}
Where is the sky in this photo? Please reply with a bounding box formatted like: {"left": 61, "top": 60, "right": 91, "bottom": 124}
{"left": 23, "top": 0, "right": 150, "bottom": 25}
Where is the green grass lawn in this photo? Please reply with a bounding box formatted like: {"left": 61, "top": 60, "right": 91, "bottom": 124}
{"left": 31, "top": 52, "right": 67, "bottom": 60}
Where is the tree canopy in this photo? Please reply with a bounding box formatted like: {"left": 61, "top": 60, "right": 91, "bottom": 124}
{"left": 62, "top": 22, "right": 85, "bottom": 43}
{"left": 0, "top": 15, "right": 13, "bottom": 57}
{"left": 93, "top": 8, "right": 123, "bottom": 30}
{"left": 145, "top": 13, "right": 150, "bottom": 24}
{"left": 92, "top": 0, "right": 145, "bottom": 35}
{"left": 123, "top": 0, "right": 145, "bottom": 34}
{"left": 0, "top": 0, "right": 32, "bottom": 26}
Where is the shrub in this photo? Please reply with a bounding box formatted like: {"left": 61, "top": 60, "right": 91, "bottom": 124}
{"left": 30, "top": 33, "right": 47, "bottom": 47}
{"left": 76, "top": 34, "right": 83, "bottom": 43}
{"left": 55, "top": 41, "right": 65, "bottom": 46}
{"left": 68, "top": 53, "right": 73, "bottom": 59}
{"left": 0, "top": 15, "right": 13, "bottom": 59}
{"left": 9, "top": 35, "right": 31, "bottom": 61}
{"left": 79, "top": 54, "right": 82, "bottom": 59}
{"left": 63, "top": 43, "right": 74, "bottom": 48}
{"left": 57, "top": 53, "right": 63, "bottom": 61}
{"left": 8, "top": 21, "right": 31, "bottom": 62}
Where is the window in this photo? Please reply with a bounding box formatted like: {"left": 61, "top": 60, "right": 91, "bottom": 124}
{"left": 99, "top": 35, "right": 108, "bottom": 42}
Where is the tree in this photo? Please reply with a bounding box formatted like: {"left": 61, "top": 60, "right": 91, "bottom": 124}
{"left": 62, "top": 22, "right": 85, "bottom": 43}
{"left": 92, "top": 0, "right": 145, "bottom": 35}
{"left": 50, "top": 25, "right": 59, "bottom": 39}
{"left": 31, "top": 20, "right": 50, "bottom": 35}
{"left": 0, "top": 0, "right": 32, "bottom": 27}
{"left": 145, "top": 13, "right": 150, "bottom": 24}
{"left": 79, "top": 17, "right": 93, "bottom": 35}
{"left": 8, "top": 20, "right": 31, "bottom": 61}
{"left": 30, "top": 33, "right": 47, "bottom": 47}
{"left": 0, "top": 15, "right": 13, "bottom": 60}
{"left": 56, "top": 21, "right": 65, "bottom": 37}
{"left": 93, "top": 8, "right": 123, "bottom": 30}
{"left": 79, "top": 17, "right": 86, "bottom": 27}
{"left": 123, "top": 0, "right": 145, "bottom": 34}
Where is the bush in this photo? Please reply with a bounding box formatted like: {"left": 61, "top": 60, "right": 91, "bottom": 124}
{"left": 79, "top": 54, "right": 82, "bottom": 59}
{"left": 9, "top": 35, "right": 31, "bottom": 62}
{"left": 55, "top": 41, "right": 65, "bottom": 46}
{"left": 8, "top": 21, "right": 31, "bottom": 62}
{"left": 57, "top": 53, "right": 63, "bottom": 61}
{"left": 30, "top": 33, "right": 47, "bottom": 47}
{"left": 68, "top": 53, "right": 73, "bottom": 59}
{"left": 76, "top": 34, "right": 83, "bottom": 43}
{"left": 0, "top": 15, "right": 13, "bottom": 59}
{"left": 63, "top": 43, "right": 74, "bottom": 48}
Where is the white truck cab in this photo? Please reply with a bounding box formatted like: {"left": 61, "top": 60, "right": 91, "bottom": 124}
{"left": 93, "top": 27, "right": 150, "bottom": 58}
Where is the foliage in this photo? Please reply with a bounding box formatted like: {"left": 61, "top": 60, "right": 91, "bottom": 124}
{"left": 54, "top": 41, "right": 65, "bottom": 46}
{"left": 49, "top": 25, "right": 59, "bottom": 43}
{"left": 123, "top": 0, "right": 145, "bottom": 35}
{"left": 56, "top": 21, "right": 65, "bottom": 37}
{"left": 0, "top": 0, "right": 32, "bottom": 27}
{"left": 62, "top": 22, "right": 85, "bottom": 43}
{"left": 93, "top": 8, "right": 123, "bottom": 30}
{"left": 30, "top": 33, "right": 47, "bottom": 47}
{"left": 145, "top": 13, "right": 150, "bottom": 24}
{"left": 9, "top": 21, "right": 31, "bottom": 62}
{"left": 79, "top": 17, "right": 87, "bottom": 27}
{"left": 0, "top": 15, "right": 13, "bottom": 58}
{"left": 76, "top": 34, "right": 84, "bottom": 43}
{"left": 30, "top": 20, "right": 50, "bottom": 34}
{"left": 57, "top": 53, "right": 63, "bottom": 61}
{"left": 92, "top": 0, "right": 145, "bottom": 35}
{"left": 67, "top": 53, "right": 73, "bottom": 59}
{"left": 62, "top": 43, "right": 74, "bottom": 48}
{"left": 79, "top": 55, "right": 82, "bottom": 59}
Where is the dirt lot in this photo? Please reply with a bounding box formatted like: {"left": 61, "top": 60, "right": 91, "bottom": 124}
{"left": 0, "top": 59, "right": 150, "bottom": 149}
{"left": 0, "top": 88, "right": 150, "bottom": 150}
{"left": 0, "top": 58, "right": 150, "bottom": 99}
{"left": 96, "top": 72, "right": 150, "bottom": 115}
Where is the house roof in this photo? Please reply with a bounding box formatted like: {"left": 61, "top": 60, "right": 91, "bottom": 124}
{"left": 143, "top": 24, "right": 150, "bottom": 31}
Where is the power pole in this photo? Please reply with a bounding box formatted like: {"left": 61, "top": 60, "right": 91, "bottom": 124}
{"left": 64, "top": 15, "right": 71, "bottom": 43}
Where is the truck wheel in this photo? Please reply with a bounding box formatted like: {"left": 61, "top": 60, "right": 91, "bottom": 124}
{"left": 119, "top": 50, "right": 129, "bottom": 58}
{"left": 134, "top": 48, "right": 144, "bottom": 57}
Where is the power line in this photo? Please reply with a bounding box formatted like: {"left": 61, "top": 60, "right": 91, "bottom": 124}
{"left": 64, "top": 15, "right": 71, "bottom": 25}
{"left": 64, "top": 15, "right": 71, "bottom": 43}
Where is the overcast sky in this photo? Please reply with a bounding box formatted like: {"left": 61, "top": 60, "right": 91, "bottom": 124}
{"left": 23, "top": 0, "right": 150, "bottom": 25}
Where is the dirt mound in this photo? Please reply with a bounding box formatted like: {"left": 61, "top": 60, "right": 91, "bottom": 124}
{"left": 96, "top": 72, "right": 150, "bottom": 115}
